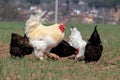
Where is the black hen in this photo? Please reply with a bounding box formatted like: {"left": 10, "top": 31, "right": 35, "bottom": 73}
{"left": 9, "top": 33, "right": 33, "bottom": 58}
{"left": 84, "top": 26, "right": 103, "bottom": 63}
{"left": 50, "top": 40, "right": 78, "bottom": 57}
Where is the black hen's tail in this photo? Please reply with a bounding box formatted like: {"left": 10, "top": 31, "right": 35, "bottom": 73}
{"left": 88, "top": 25, "right": 102, "bottom": 45}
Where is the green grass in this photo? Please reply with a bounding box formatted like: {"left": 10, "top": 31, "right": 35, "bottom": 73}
{"left": 0, "top": 22, "right": 25, "bottom": 43}
{"left": 0, "top": 22, "right": 120, "bottom": 80}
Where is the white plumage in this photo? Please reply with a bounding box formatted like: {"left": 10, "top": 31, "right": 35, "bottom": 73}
{"left": 25, "top": 11, "right": 66, "bottom": 60}
{"left": 68, "top": 27, "right": 86, "bottom": 61}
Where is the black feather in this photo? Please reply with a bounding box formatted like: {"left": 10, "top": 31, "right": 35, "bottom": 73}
{"left": 84, "top": 26, "right": 103, "bottom": 63}
{"left": 9, "top": 33, "right": 33, "bottom": 58}
{"left": 50, "top": 40, "right": 77, "bottom": 57}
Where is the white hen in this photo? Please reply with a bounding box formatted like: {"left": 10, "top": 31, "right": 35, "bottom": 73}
{"left": 68, "top": 26, "right": 86, "bottom": 61}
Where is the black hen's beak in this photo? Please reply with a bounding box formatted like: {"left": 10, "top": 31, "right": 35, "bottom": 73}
{"left": 23, "top": 33, "right": 28, "bottom": 38}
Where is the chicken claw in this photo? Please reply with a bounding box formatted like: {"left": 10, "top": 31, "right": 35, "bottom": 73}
{"left": 46, "top": 53, "right": 60, "bottom": 60}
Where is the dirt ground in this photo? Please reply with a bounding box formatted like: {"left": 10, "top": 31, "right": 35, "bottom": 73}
{"left": 0, "top": 42, "right": 10, "bottom": 58}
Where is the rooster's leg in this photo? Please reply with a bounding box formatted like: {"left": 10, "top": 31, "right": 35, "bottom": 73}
{"left": 45, "top": 52, "right": 60, "bottom": 60}
{"left": 34, "top": 49, "right": 44, "bottom": 60}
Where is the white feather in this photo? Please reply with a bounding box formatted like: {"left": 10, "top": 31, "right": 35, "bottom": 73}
{"left": 25, "top": 11, "right": 65, "bottom": 60}
{"left": 68, "top": 27, "right": 87, "bottom": 60}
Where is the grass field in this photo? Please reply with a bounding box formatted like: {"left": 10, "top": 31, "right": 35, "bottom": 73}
{"left": 0, "top": 22, "right": 120, "bottom": 80}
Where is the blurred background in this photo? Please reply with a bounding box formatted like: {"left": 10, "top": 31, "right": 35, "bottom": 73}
{"left": 0, "top": 0, "right": 120, "bottom": 24}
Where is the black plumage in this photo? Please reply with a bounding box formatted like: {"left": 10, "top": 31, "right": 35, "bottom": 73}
{"left": 9, "top": 33, "right": 33, "bottom": 58}
{"left": 50, "top": 40, "right": 78, "bottom": 57}
{"left": 84, "top": 26, "right": 103, "bottom": 63}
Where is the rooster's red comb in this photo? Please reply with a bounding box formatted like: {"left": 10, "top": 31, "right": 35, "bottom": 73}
{"left": 61, "top": 22, "right": 66, "bottom": 27}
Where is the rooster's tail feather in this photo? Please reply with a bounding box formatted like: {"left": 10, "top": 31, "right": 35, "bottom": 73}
{"left": 25, "top": 11, "right": 47, "bottom": 33}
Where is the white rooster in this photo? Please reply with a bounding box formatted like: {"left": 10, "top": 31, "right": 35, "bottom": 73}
{"left": 25, "top": 11, "right": 66, "bottom": 60}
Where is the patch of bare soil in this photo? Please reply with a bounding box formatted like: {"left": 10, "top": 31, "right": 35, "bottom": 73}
{"left": 107, "top": 55, "right": 120, "bottom": 64}
{"left": 0, "top": 42, "right": 10, "bottom": 58}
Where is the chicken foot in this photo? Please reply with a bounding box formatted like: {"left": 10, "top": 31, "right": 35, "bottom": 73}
{"left": 45, "top": 52, "right": 60, "bottom": 60}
